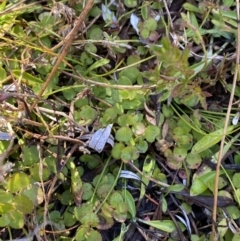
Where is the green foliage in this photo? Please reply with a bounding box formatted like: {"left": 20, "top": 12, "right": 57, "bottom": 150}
{"left": 124, "top": 0, "right": 137, "bottom": 8}
{"left": 22, "top": 146, "right": 39, "bottom": 166}
{"left": 145, "top": 125, "right": 160, "bottom": 142}
{"left": 87, "top": 26, "right": 103, "bottom": 40}
{"left": 7, "top": 173, "right": 30, "bottom": 192}
{"left": 12, "top": 70, "right": 44, "bottom": 86}
{"left": 0, "top": 172, "right": 43, "bottom": 229}
{"left": 150, "top": 37, "right": 191, "bottom": 78}
{"left": 138, "top": 218, "right": 186, "bottom": 233}
{"left": 191, "top": 125, "right": 236, "bottom": 154}
{"left": 76, "top": 227, "right": 102, "bottom": 241}
{"left": 233, "top": 173, "right": 240, "bottom": 189}
{"left": 0, "top": 0, "right": 239, "bottom": 240}
{"left": 116, "top": 126, "right": 133, "bottom": 142}
{"left": 30, "top": 162, "right": 51, "bottom": 181}
{"left": 190, "top": 178, "right": 208, "bottom": 196}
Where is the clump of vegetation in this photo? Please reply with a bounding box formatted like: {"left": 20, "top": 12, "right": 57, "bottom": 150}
{"left": 0, "top": 0, "right": 240, "bottom": 241}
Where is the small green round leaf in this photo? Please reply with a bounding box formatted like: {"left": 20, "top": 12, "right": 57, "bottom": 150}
{"left": 117, "top": 114, "right": 136, "bottom": 126}
{"left": 177, "top": 117, "right": 192, "bottom": 133}
{"left": 180, "top": 93, "right": 199, "bottom": 107}
{"left": 30, "top": 163, "right": 51, "bottom": 181}
{"left": 136, "top": 140, "right": 148, "bottom": 153}
{"left": 132, "top": 123, "right": 146, "bottom": 136}
{"left": 118, "top": 76, "right": 132, "bottom": 86}
{"left": 13, "top": 194, "right": 33, "bottom": 214}
{"left": 22, "top": 184, "right": 44, "bottom": 206}
{"left": 173, "top": 127, "right": 184, "bottom": 135}
{"left": 75, "top": 98, "right": 89, "bottom": 108}
{"left": 88, "top": 27, "right": 103, "bottom": 40}
{"left": 186, "top": 153, "right": 202, "bottom": 169}
{"left": 49, "top": 210, "right": 61, "bottom": 222}
{"left": 176, "top": 134, "right": 193, "bottom": 146}
{"left": 145, "top": 125, "right": 160, "bottom": 143}
{"left": 162, "top": 104, "right": 174, "bottom": 118}
{"left": 89, "top": 6, "right": 101, "bottom": 17}
{"left": 113, "top": 209, "right": 128, "bottom": 223}
{"left": 115, "top": 127, "right": 133, "bottom": 142}
{"left": 0, "top": 203, "right": 14, "bottom": 215}
{"left": 166, "top": 156, "right": 183, "bottom": 169}
{"left": 23, "top": 146, "right": 39, "bottom": 165}
{"left": 0, "top": 214, "right": 10, "bottom": 227}
{"left": 82, "top": 183, "right": 93, "bottom": 200}
{"left": 7, "top": 173, "right": 30, "bottom": 193}
{"left": 81, "top": 213, "right": 99, "bottom": 227}
{"left": 75, "top": 226, "right": 88, "bottom": 241}
{"left": 7, "top": 210, "right": 24, "bottom": 229}
{"left": 38, "top": 12, "right": 54, "bottom": 26}
{"left": 60, "top": 190, "right": 74, "bottom": 205}
{"left": 102, "top": 108, "right": 118, "bottom": 122}
{"left": 127, "top": 55, "right": 141, "bottom": 66}
{"left": 80, "top": 52, "right": 93, "bottom": 65}
{"left": 97, "top": 184, "right": 112, "bottom": 199}
{"left": 86, "top": 229, "right": 102, "bottom": 241}
{"left": 173, "top": 147, "right": 187, "bottom": 161}
{"left": 80, "top": 154, "right": 101, "bottom": 169}
{"left": 63, "top": 207, "right": 77, "bottom": 227}
{"left": 74, "top": 203, "right": 94, "bottom": 221}
{"left": 0, "top": 190, "right": 13, "bottom": 203}
{"left": 78, "top": 105, "right": 97, "bottom": 125}
{"left": 121, "top": 97, "right": 144, "bottom": 110}
{"left": 143, "top": 18, "right": 158, "bottom": 31}
{"left": 119, "top": 67, "right": 140, "bottom": 84}
{"left": 84, "top": 43, "right": 97, "bottom": 53}
{"left": 111, "top": 143, "right": 125, "bottom": 159}
{"left": 116, "top": 202, "right": 128, "bottom": 214}
{"left": 140, "top": 28, "right": 150, "bottom": 39}
{"left": 110, "top": 191, "right": 124, "bottom": 207}
{"left": 121, "top": 146, "right": 139, "bottom": 162}
{"left": 226, "top": 205, "right": 240, "bottom": 219}
{"left": 63, "top": 88, "right": 78, "bottom": 101}
{"left": 119, "top": 90, "right": 131, "bottom": 100}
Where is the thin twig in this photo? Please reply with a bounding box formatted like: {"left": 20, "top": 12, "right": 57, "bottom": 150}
{"left": 14, "top": 126, "right": 85, "bottom": 144}
{"left": 62, "top": 71, "right": 156, "bottom": 90}
{"left": 30, "top": 0, "right": 95, "bottom": 111}
{"left": 42, "top": 143, "right": 79, "bottom": 237}
{"left": 212, "top": 1, "right": 240, "bottom": 240}
{"left": 38, "top": 106, "right": 87, "bottom": 132}
{"left": 127, "top": 161, "right": 170, "bottom": 188}
{"left": 162, "top": 0, "right": 174, "bottom": 30}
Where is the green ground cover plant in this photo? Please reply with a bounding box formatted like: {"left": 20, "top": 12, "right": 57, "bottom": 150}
{"left": 0, "top": 0, "right": 240, "bottom": 241}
